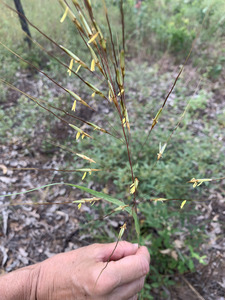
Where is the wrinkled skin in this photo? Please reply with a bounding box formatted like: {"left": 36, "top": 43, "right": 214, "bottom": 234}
{"left": 0, "top": 241, "right": 150, "bottom": 300}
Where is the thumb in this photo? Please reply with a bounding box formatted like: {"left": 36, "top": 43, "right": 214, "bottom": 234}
{"left": 98, "top": 241, "right": 139, "bottom": 262}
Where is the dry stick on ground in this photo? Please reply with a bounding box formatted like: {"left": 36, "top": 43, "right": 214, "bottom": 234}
{"left": 181, "top": 276, "right": 205, "bottom": 300}
{"left": 201, "top": 254, "right": 223, "bottom": 288}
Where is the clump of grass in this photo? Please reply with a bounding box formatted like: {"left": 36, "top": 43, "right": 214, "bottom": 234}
{"left": 1, "top": 0, "right": 224, "bottom": 250}
{"left": 0, "top": 0, "right": 224, "bottom": 297}
{"left": 1, "top": 0, "right": 142, "bottom": 241}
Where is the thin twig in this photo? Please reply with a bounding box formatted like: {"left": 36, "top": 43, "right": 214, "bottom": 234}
{"left": 181, "top": 276, "right": 205, "bottom": 300}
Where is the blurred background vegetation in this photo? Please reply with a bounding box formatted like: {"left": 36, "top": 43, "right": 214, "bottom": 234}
{"left": 0, "top": 0, "right": 225, "bottom": 299}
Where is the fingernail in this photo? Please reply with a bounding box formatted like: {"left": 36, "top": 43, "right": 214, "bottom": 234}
{"left": 133, "top": 243, "right": 139, "bottom": 250}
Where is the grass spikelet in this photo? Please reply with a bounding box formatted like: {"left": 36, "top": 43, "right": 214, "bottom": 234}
{"left": 67, "top": 58, "right": 74, "bottom": 76}
{"left": 82, "top": 172, "right": 87, "bottom": 180}
{"left": 130, "top": 178, "right": 139, "bottom": 194}
{"left": 73, "top": 197, "right": 101, "bottom": 205}
{"left": 88, "top": 32, "right": 99, "bottom": 44}
{"left": 2, "top": 4, "right": 221, "bottom": 292}
{"left": 157, "top": 143, "right": 167, "bottom": 160}
{"left": 60, "top": 45, "right": 89, "bottom": 69}
{"left": 180, "top": 200, "right": 187, "bottom": 209}
{"left": 60, "top": 6, "right": 69, "bottom": 23}
{"left": 152, "top": 108, "right": 163, "bottom": 129}
{"left": 84, "top": 81, "right": 105, "bottom": 98}
{"left": 69, "top": 124, "right": 92, "bottom": 140}
{"left": 76, "top": 64, "right": 82, "bottom": 73}
{"left": 59, "top": 0, "right": 77, "bottom": 23}
{"left": 72, "top": 100, "right": 76, "bottom": 111}
{"left": 188, "top": 178, "right": 212, "bottom": 188}
{"left": 91, "top": 58, "right": 95, "bottom": 71}
{"left": 66, "top": 89, "right": 93, "bottom": 110}
{"left": 75, "top": 153, "right": 96, "bottom": 163}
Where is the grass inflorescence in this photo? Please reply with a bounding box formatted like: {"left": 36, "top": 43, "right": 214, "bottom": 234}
{"left": 0, "top": 0, "right": 224, "bottom": 298}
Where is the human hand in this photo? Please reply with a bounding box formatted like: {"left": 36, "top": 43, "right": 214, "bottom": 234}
{"left": 34, "top": 241, "right": 150, "bottom": 300}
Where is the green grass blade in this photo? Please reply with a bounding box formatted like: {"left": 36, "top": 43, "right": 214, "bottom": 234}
{"left": 1, "top": 183, "right": 140, "bottom": 238}
{"left": 0, "top": 183, "right": 131, "bottom": 213}
{"left": 69, "top": 184, "right": 131, "bottom": 212}
{"left": 0, "top": 183, "right": 63, "bottom": 198}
